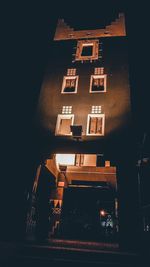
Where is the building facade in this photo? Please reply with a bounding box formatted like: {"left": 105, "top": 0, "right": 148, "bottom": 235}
{"left": 38, "top": 13, "right": 130, "bottom": 149}
{"left": 26, "top": 13, "right": 140, "bottom": 249}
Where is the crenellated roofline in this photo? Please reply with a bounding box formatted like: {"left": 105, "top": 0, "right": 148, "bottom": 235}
{"left": 54, "top": 13, "right": 126, "bottom": 41}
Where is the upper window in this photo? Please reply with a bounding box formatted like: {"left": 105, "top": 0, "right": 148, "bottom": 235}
{"left": 55, "top": 114, "right": 74, "bottom": 136}
{"left": 94, "top": 67, "right": 104, "bottom": 75}
{"left": 61, "top": 76, "right": 78, "bottom": 94}
{"left": 75, "top": 40, "right": 99, "bottom": 61}
{"left": 81, "top": 44, "right": 93, "bottom": 57}
{"left": 90, "top": 74, "right": 107, "bottom": 93}
{"left": 86, "top": 114, "right": 105, "bottom": 136}
{"left": 67, "top": 68, "right": 76, "bottom": 76}
{"left": 62, "top": 106, "right": 72, "bottom": 114}
{"left": 91, "top": 105, "right": 101, "bottom": 114}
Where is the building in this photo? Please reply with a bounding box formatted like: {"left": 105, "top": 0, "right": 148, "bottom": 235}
{"left": 137, "top": 132, "right": 150, "bottom": 246}
{"left": 26, "top": 13, "right": 140, "bottom": 249}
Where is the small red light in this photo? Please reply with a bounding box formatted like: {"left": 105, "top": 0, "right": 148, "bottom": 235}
{"left": 100, "top": 210, "right": 106, "bottom": 216}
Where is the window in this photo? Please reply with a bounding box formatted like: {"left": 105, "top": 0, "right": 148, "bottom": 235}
{"left": 75, "top": 154, "right": 97, "bottom": 166}
{"left": 61, "top": 76, "right": 78, "bottom": 93}
{"left": 91, "top": 106, "right": 101, "bottom": 114}
{"left": 55, "top": 114, "right": 74, "bottom": 136}
{"left": 87, "top": 114, "right": 105, "bottom": 136}
{"left": 75, "top": 40, "right": 99, "bottom": 61}
{"left": 90, "top": 75, "right": 106, "bottom": 93}
{"left": 67, "top": 68, "right": 76, "bottom": 76}
{"left": 81, "top": 44, "right": 93, "bottom": 56}
{"left": 94, "top": 67, "right": 104, "bottom": 75}
{"left": 62, "top": 106, "right": 72, "bottom": 114}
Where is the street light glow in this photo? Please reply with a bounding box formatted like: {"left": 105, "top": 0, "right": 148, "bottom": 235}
{"left": 100, "top": 210, "right": 106, "bottom": 216}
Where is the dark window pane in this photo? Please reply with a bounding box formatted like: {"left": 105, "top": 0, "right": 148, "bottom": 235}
{"left": 92, "top": 78, "right": 104, "bottom": 92}
{"left": 81, "top": 45, "right": 93, "bottom": 56}
{"left": 64, "top": 78, "right": 76, "bottom": 92}
{"left": 64, "top": 87, "right": 75, "bottom": 92}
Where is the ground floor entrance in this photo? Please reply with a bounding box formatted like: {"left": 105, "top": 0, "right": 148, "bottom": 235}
{"left": 26, "top": 154, "right": 119, "bottom": 243}
{"left": 58, "top": 186, "right": 118, "bottom": 242}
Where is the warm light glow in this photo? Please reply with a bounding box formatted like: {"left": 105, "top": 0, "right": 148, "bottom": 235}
{"left": 58, "top": 181, "right": 65, "bottom": 187}
{"left": 56, "top": 154, "right": 75, "bottom": 166}
{"left": 100, "top": 210, "right": 106, "bottom": 216}
{"left": 105, "top": 160, "right": 110, "bottom": 167}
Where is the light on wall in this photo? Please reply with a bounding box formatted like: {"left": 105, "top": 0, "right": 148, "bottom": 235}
{"left": 58, "top": 165, "right": 68, "bottom": 187}
{"left": 55, "top": 154, "right": 75, "bottom": 166}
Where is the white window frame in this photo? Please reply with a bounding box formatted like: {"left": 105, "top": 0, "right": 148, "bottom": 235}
{"left": 61, "top": 76, "right": 79, "bottom": 94}
{"left": 89, "top": 74, "right": 107, "bottom": 93}
{"left": 75, "top": 40, "right": 99, "bottom": 61}
{"left": 86, "top": 114, "right": 105, "bottom": 136}
{"left": 55, "top": 114, "right": 74, "bottom": 136}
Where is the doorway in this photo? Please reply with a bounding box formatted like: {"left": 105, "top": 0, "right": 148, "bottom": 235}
{"left": 59, "top": 185, "right": 118, "bottom": 242}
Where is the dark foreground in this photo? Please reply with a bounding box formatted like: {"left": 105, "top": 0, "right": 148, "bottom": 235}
{"left": 0, "top": 239, "right": 149, "bottom": 267}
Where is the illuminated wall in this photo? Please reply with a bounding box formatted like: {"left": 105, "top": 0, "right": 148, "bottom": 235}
{"left": 37, "top": 14, "right": 131, "bottom": 154}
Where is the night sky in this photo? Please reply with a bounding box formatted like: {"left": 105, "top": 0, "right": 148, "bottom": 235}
{"left": 1, "top": 1, "right": 150, "bottom": 241}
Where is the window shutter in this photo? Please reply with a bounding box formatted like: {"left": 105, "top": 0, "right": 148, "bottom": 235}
{"left": 89, "top": 117, "right": 97, "bottom": 133}
{"left": 96, "top": 117, "right": 102, "bottom": 134}
{"left": 59, "top": 119, "right": 71, "bottom": 134}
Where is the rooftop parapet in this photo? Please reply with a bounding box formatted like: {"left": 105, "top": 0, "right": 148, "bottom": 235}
{"left": 54, "top": 13, "right": 126, "bottom": 41}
